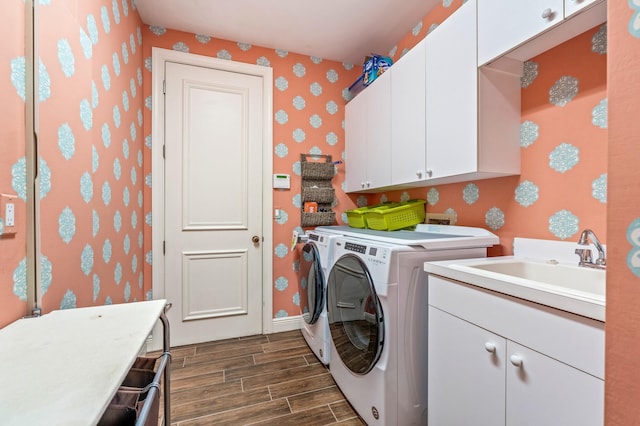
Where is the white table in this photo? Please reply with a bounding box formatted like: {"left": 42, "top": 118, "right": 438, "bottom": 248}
{"left": 0, "top": 300, "right": 171, "bottom": 425}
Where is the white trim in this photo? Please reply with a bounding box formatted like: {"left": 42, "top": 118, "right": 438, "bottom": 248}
{"left": 150, "top": 47, "right": 273, "bottom": 341}
{"left": 271, "top": 315, "right": 303, "bottom": 334}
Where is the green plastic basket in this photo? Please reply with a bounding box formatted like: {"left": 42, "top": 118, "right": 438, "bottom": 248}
{"left": 345, "top": 206, "right": 370, "bottom": 228}
{"left": 365, "top": 200, "right": 426, "bottom": 231}
{"left": 345, "top": 202, "right": 400, "bottom": 229}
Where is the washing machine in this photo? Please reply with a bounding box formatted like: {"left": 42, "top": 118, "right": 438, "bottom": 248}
{"left": 298, "top": 230, "right": 339, "bottom": 365}
{"left": 325, "top": 228, "right": 498, "bottom": 425}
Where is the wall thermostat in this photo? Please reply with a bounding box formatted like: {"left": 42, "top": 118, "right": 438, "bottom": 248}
{"left": 273, "top": 174, "right": 291, "bottom": 189}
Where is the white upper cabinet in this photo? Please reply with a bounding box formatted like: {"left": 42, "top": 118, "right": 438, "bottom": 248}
{"left": 478, "top": 0, "right": 564, "bottom": 66}
{"left": 426, "top": 0, "right": 521, "bottom": 184}
{"left": 425, "top": 0, "right": 479, "bottom": 181}
{"left": 344, "top": 85, "right": 368, "bottom": 193}
{"left": 344, "top": 71, "right": 392, "bottom": 192}
{"left": 390, "top": 38, "right": 427, "bottom": 186}
{"left": 345, "top": 0, "right": 605, "bottom": 193}
{"left": 478, "top": 0, "right": 606, "bottom": 66}
{"left": 565, "top": 0, "right": 601, "bottom": 19}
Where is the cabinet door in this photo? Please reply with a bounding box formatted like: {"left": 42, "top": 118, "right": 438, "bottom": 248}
{"left": 391, "top": 38, "right": 426, "bottom": 185}
{"left": 478, "top": 0, "right": 564, "bottom": 65}
{"left": 425, "top": 0, "right": 478, "bottom": 180}
{"left": 364, "top": 70, "right": 392, "bottom": 189}
{"left": 564, "top": 0, "right": 600, "bottom": 19}
{"left": 344, "top": 87, "right": 368, "bottom": 192}
{"left": 506, "top": 341, "right": 604, "bottom": 426}
{"left": 428, "top": 307, "right": 506, "bottom": 425}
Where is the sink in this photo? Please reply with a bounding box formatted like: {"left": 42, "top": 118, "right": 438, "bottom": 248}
{"left": 452, "top": 259, "right": 605, "bottom": 298}
{"left": 424, "top": 238, "right": 607, "bottom": 321}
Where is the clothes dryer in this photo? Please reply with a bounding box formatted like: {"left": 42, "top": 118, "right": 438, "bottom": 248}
{"left": 325, "top": 230, "right": 497, "bottom": 425}
{"left": 298, "top": 230, "right": 338, "bottom": 365}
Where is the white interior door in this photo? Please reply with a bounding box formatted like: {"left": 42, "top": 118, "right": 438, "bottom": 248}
{"left": 162, "top": 60, "right": 264, "bottom": 347}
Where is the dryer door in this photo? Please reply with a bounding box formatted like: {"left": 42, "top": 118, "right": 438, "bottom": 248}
{"left": 327, "top": 254, "right": 384, "bottom": 375}
{"left": 299, "top": 242, "right": 325, "bottom": 325}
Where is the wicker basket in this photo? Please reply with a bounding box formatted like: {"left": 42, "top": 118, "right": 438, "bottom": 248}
{"left": 301, "top": 154, "right": 335, "bottom": 180}
{"left": 365, "top": 200, "right": 426, "bottom": 231}
{"left": 301, "top": 211, "right": 335, "bottom": 227}
{"left": 302, "top": 187, "right": 335, "bottom": 203}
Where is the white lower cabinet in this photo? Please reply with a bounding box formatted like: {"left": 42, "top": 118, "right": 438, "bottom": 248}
{"left": 428, "top": 276, "right": 604, "bottom": 426}
{"left": 428, "top": 306, "right": 506, "bottom": 425}
{"left": 506, "top": 340, "right": 604, "bottom": 425}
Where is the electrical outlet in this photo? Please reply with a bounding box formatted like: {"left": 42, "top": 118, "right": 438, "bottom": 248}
{"left": 0, "top": 193, "right": 17, "bottom": 235}
{"left": 6, "top": 203, "right": 14, "bottom": 227}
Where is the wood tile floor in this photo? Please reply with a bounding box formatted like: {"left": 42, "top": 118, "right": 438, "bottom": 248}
{"left": 151, "top": 330, "right": 366, "bottom": 425}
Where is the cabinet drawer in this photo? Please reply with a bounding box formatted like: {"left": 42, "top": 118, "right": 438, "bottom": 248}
{"left": 428, "top": 275, "right": 604, "bottom": 379}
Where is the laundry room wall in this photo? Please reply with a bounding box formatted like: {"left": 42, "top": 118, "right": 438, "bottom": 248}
{"left": 605, "top": 1, "right": 640, "bottom": 421}
{"left": 0, "top": 0, "right": 608, "bottom": 325}
{"left": 370, "top": 0, "right": 608, "bottom": 257}
{"left": 140, "top": 29, "right": 361, "bottom": 319}
{"left": 0, "top": 0, "right": 27, "bottom": 326}
{"left": 0, "top": 0, "right": 146, "bottom": 328}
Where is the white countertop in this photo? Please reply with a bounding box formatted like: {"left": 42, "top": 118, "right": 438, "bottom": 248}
{"left": 0, "top": 300, "right": 167, "bottom": 426}
{"left": 423, "top": 238, "right": 606, "bottom": 322}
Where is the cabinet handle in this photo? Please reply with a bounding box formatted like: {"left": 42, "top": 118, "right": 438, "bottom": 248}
{"left": 426, "top": 169, "right": 433, "bottom": 178}
{"left": 366, "top": 181, "right": 371, "bottom": 188}
{"left": 510, "top": 355, "right": 524, "bottom": 367}
{"left": 416, "top": 170, "right": 423, "bottom": 179}
{"left": 541, "top": 8, "right": 554, "bottom": 19}
{"left": 361, "top": 182, "right": 366, "bottom": 188}
{"left": 484, "top": 342, "right": 496, "bottom": 353}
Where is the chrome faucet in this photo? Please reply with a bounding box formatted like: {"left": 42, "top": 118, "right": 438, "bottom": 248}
{"left": 575, "top": 229, "right": 606, "bottom": 269}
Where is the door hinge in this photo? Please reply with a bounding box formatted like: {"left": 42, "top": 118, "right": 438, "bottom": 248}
{"left": 23, "top": 307, "right": 41, "bottom": 319}
{"left": 163, "top": 145, "right": 165, "bottom": 159}
{"left": 163, "top": 80, "right": 166, "bottom": 94}
{"left": 163, "top": 240, "right": 166, "bottom": 255}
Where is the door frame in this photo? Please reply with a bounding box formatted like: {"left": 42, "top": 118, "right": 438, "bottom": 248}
{"left": 151, "top": 47, "right": 274, "bottom": 340}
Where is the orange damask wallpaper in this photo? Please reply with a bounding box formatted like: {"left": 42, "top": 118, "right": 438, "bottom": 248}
{"left": 0, "top": 0, "right": 609, "bottom": 324}
{"left": 140, "top": 28, "right": 361, "bottom": 318}
{"left": 0, "top": 0, "right": 27, "bottom": 324}
{"left": 0, "top": 0, "right": 145, "bottom": 327}
{"left": 605, "top": 0, "right": 640, "bottom": 422}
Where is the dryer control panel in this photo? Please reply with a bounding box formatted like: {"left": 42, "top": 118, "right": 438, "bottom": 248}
{"left": 345, "top": 241, "right": 366, "bottom": 254}
{"left": 344, "top": 241, "right": 389, "bottom": 263}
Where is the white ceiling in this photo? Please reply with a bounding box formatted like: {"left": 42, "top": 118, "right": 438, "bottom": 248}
{"left": 134, "top": 0, "right": 439, "bottom": 64}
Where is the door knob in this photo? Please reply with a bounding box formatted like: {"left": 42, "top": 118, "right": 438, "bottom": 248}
{"left": 252, "top": 235, "right": 260, "bottom": 244}
{"left": 541, "top": 8, "right": 553, "bottom": 19}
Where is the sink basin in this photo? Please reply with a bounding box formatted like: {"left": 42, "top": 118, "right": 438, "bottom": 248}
{"left": 424, "top": 239, "right": 607, "bottom": 321}
{"left": 453, "top": 259, "right": 605, "bottom": 298}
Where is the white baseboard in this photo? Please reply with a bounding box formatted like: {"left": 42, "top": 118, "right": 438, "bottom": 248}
{"left": 147, "top": 315, "right": 303, "bottom": 352}
{"left": 269, "top": 315, "right": 302, "bottom": 334}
